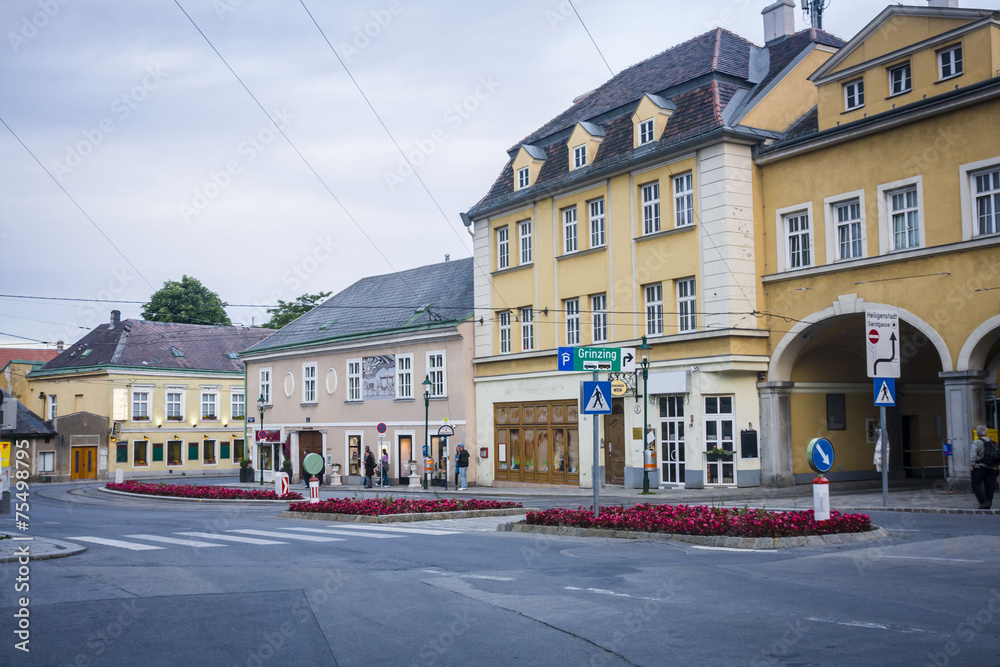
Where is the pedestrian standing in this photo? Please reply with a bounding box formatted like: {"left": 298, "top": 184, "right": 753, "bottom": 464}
{"left": 363, "top": 446, "right": 376, "bottom": 489}
{"left": 380, "top": 449, "right": 390, "bottom": 487}
{"left": 971, "top": 425, "right": 999, "bottom": 509}
{"left": 456, "top": 443, "right": 469, "bottom": 490}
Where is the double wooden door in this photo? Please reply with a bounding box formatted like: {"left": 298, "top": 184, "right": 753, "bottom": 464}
{"left": 72, "top": 447, "right": 97, "bottom": 480}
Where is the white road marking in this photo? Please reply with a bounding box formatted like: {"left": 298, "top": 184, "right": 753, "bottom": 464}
{"left": 872, "top": 555, "right": 981, "bottom": 563}
{"left": 325, "top": 523, "right": 458, "bottom": 536}
{"left": 805, "top": 617, "right": 932, "bottom": 634}
{"left": 67, "top": 536, "right": 164, "bottom": 551}
{"left": 689, "top": 546, "right": 782, "bottom": 553}
{"left": 177, "top": 532, "right": 287, "bottom": 545}
{"left": 565, "top": 586, "right": 659, "bottom": 601}
{"left": 227, "top": 529, "right": 343, "bottom": 542}
{"left": 457, "top": 574, "right": 515, "bottom": 581}
{"left": 125, "top": 534, "right": 224, "bottom": 548}
{"left": 282, "top": 527, "right": 401, "bottom": 539}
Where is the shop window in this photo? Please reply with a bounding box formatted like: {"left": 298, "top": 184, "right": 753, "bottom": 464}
{"left": 203, "top": 439, "right": 217, "bottom": 465}
{"left": 167, "top": 440, "right": 183, "bottom": 466}
{"left": 233, "top": 439, "right": 245, "bottom": 462}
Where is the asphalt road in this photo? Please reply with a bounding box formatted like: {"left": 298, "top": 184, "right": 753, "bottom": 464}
{"left": 1, "top": 482, "right": 998, "bottom": 666}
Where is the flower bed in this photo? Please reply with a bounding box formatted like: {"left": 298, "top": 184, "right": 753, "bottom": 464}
{"left": 524, "top": 503, "right": 871, "bottom": 538}
{"left": 107, "top": 481, "right": 303, "bottom": 501}
{"left": 287, "top": 497, "right": 522, "bottom": 516}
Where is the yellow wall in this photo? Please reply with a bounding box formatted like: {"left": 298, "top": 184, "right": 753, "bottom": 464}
{"left": 830, "top": 17, "right": 971, "bottom": 72}
{"left": 741, "top": 48, "right": 834, "bottom": 132}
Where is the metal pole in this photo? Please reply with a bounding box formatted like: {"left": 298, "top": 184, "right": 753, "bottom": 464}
{"left": 642, "top": 362, "right": 649, "bottom": 494}
{"left": 423, "top": 391, "right": 429, "bottom": 490}
{"left": 880, "top": 405, "right": 888, "bottom": 507}
{"left": 591, "top": 370, "right": 600, "bottom": 518}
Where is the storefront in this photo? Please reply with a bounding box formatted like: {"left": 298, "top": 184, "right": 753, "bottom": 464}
{"left": 493, "top": 400, "right": 579, "bottom": 485}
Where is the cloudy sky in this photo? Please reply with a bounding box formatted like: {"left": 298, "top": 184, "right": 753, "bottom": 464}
{"left": 2, "top": 0, "right": 995, "bottom": 348}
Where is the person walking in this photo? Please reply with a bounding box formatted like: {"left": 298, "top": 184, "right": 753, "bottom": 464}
{"left": 363, "top": 446, "right": 376, "bottom": 489}
{"left": 456, "top": 443, "right": 469, "bottom": 491}
{"left": 380, "top": 449, "right": 390, "bottom": 487}
{"left": 971, "top": 425, "right": 999, "bottom": 509}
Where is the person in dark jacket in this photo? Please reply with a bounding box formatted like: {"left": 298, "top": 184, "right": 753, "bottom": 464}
{"left": 456, "top": 443, "right": 470, "bottom": 490}
{"left": 363, "top": 447, "right": 376, "bottom": 489}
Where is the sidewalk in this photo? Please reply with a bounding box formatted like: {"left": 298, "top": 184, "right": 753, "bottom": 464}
{"left": 0, "top": 535, "right": 86, "bottom": 563}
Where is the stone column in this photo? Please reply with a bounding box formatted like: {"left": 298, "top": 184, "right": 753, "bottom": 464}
{"left": 939, "top": 370, "right": 988, "bottom": 487}
{"left": 758, "top": 381, "right": 795, "bottom": 487}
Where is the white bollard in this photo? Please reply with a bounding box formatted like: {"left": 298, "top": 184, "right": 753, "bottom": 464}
{"left": 115, "top": 468, "right": 124, "bottom": 484}
{"left": 813, "top": 476, "right": 830, "bottom": 521}
{"left": 274, "top": 472, "right": 289, "bottom": 497}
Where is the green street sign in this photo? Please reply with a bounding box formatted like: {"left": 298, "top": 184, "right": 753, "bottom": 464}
{"left": 558, "top": 346, "right": 636, "bottom": 373}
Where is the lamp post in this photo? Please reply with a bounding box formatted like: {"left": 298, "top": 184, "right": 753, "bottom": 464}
{"left": 257, "top": 395, "right": 266, "bottom": 486}
{"left": 639, "top": 336, "right": 652, "bottom": 494}
{"left": 422, "top": 374, "right": 432, "bottom": 490}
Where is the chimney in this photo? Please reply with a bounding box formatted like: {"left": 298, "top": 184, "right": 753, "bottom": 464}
{"left": 762, "top": 0, "right": 795, "bottom": 43}
{"left": 111, "top": 310, "right": 121, "bottom": 326}
{"left": 56, "top": 340, "right": 64, "bottom": 352}
{"left": 927, "top": 0, "right": 959, "bottom": 7}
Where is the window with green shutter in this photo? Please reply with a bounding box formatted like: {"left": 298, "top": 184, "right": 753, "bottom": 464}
{"left": 152, "top": 443, "right": 164, "bottom": 462}
{"left": 116, "top": 443, "right": 128, "bottom": 463}
{"left": 188, "top": 443, "right": 199, "bottom": 461}
{"left": 220, "top": 442, "right": 230, "bottom": 460}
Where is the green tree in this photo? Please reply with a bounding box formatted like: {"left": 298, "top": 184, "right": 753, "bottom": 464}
{"left": 263, "top": 292, "right": 332, "bottom": 329}
{"left": 142, "top": 275, "right": 232, "bottom": 326}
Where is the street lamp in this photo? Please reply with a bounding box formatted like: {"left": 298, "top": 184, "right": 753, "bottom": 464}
{"left": 257, "top": 395, "right": 266, "bottom": 486}
{"left": 422, "top": 374, "right": 432, "bottom": 490}
{"left": 639, "top": 336, "right": 652, "bottom": 494}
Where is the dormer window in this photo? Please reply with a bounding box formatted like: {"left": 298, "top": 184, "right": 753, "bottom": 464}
{"left": 639, "top": 119, "right": 655, "bottom": 145}
{"left": 888, "top": 63, "right": 911, "bottom": 96}
{"left": 573, "top": 145, "right": 587, "bottom": 169}
{"left": 517, "top": 167, "right": 529, "bottom": 189}
{"left": 844, "top": 78, "right": 865, "bottom": 111}
{"left": 938, "top": 44, "right": 963, "bottom": 81}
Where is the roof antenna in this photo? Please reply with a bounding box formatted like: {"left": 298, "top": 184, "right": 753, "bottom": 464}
{"left": 802, "top": 0, "right": 831, "bottom": 29}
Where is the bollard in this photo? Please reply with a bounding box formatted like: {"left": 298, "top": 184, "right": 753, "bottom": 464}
{"left": 308, "top": 478, "right": 319, "bottom": 504}
{"left": 274, "top": 472, "right": 289, "bottom": 498}
{"left": 115, "top": 468, "right": 124, "bottom": 484}
{"left": 813, "top": 476, "right": 830, "bottom": 521}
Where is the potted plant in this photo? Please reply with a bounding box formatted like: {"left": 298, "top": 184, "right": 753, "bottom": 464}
{"left": 706, "top": 447, "right": 734, "bottom": 461}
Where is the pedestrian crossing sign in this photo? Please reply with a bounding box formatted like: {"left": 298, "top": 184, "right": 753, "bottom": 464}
{"left": 874, "top": 377, "right": 896, "bottom": 406}
{"left": 582, "top": 381, "right": 612, "bottom": 414}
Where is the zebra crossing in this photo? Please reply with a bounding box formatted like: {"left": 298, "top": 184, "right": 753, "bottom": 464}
{"left": 67, "top": 522, "right": 462, "bottom": 552}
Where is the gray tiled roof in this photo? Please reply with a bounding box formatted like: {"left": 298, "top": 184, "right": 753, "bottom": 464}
{"left": 244, "top": 258, "right": 474, "bottom": 353}
{"left": 1, "top": 389, "right": 56, "bottom": 436}
{"left": 36, "top": 321, "right": 272, "bottom": 374}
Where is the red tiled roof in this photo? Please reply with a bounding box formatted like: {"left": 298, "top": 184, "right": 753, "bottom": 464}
{"left": 0, "top": 348, "right": 58, "bottom": 368}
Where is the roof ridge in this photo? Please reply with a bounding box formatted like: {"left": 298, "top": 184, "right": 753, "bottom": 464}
{"left": 712, "top": 27, "right": 722, "bottom": 71}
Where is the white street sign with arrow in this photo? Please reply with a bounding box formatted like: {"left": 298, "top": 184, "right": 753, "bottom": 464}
{"left": 865, "top": 309, "right": 900, "bottom": 379}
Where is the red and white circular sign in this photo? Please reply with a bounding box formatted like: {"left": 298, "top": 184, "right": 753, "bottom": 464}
{"left": 868, "top": 329, "right": 879, "bottom": 344}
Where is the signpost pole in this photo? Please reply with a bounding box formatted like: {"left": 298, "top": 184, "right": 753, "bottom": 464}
{"left": 880, "top": 405, "right": 888, "bottom": 507}
{"left": 592, "top": 371, "right": 600, "bottom": 518}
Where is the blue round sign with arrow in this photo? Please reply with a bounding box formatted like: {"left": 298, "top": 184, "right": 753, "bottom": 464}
{"left": 807, "top": 437, "right": 835, "bottom": 474}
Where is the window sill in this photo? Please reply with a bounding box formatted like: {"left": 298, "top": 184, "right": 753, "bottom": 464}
{"left": 344, "top": 400, "right": 364, "bottom": 405}
{"left": 492, "top": 263, "right": 533, "bottom": 277}
{"left": 885, "top": 90, "right": 910, "bottom": 100}
{"left": 557, "top": 245, "right": 607, "bottom": 261}
{"left": 841, "top": 106, "right": 865, "bottom": 115}
{"left": 300, "top": 402, "right": 318, "bottom": 407}
{"left": 394, "top": 397, "right": 415, "bottom": 402}
{"left": 935, "top": 73, "right": 963, "bottom": 85}
{"left": 634, "top": 225, "right": 695, "bottom": 243}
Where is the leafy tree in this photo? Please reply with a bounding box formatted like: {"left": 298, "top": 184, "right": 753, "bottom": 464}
{"left": 263, "top": 292, "right": 332, "bottom": 329}
{"left": 142, "top": 275, "right": 232, "bottom": 326}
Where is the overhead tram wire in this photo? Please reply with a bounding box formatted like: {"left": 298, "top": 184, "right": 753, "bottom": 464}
{"left": 171, "top": 0, "right": 422, "bottom": 305}
{"left": 0, "top": 116, "right": 155, "bottom": 291}
{"left": 568, "top": 0, "right": 615, "bottom": 77}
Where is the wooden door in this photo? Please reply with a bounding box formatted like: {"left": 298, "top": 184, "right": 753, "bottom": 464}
{"left": 604, "top": 403, "right": 625, "bottom": 485}
{"left": 298, "top": 431, "right": 323, "bottom": 482}
{"left": 72, "top": 447, "right": 97, "bottom": 480}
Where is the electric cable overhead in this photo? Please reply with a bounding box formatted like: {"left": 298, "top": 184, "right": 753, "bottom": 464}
{"left": 568, "top": 0, "right": 615, "bottom": 77}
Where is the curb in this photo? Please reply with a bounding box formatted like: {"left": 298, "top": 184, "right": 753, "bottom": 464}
{"left": 0, "top": 537, "right": 87, "bottom": 563}
{"left": 842, "top": 506, "right": 999, "bottom": 514}
{"left": 281, "top": 508, "right": 526, "bottom": 523}
{"left": 99, "top": 486, "right": 299, "bottom": 504}
{"left": 496, "top": 522, "right": 890, "bottom": 549}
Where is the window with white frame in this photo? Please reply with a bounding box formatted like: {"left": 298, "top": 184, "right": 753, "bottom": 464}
{"left": 520, "top": 307, "right": 534, "bottom": 351}
{"left": 517, "top": 166, "right": 529, "bottom": 189}
{"left": 565, "top": 298, "right": 580, "bottom": 346}
{"left": 974, "top": 167, "right": 1000, "bottom": 237}
{"left": 589, "top": 198, "right": 605, "bottom": 248}
{"left": 889, "top": 186, "right": 920, "bottom": 250}
{"left": 639, "top": 118, "right": 654, "bottom": 145}
{"left": 302, "top": 362, "right": 317, "bottom": 403}
{"left": 784, "top": 211, "right": 812, "bottom": 269}
{"left": 231, "top": 389, "right": 245, "bottom": 420}
{"left": 203, "top": 439, "right": 217, "bottom": 465}
{"left": 259, "top": 368, "right": 271, "bottom": 405}
{"left": 47, "top": 394, "right": 57, "bottom": 420}
{"left": 347, "top": 360, "right": 362, "bottom": 402}
{"left": 38, "top": 451, "right": 55, "bottom": 473}
{"left": 645, "top": 284, "right": 663, "bottom": 336}
{"left": 498, "top": 311, "right": 511, "bottom": 354}
{"left": 642, "top": 182, "right": 660, "bottom": 234}
{"left": 519, "top": 219, "right": 532, "bottom": 264}
{"left": 844, "top": 78, "right": 865, "bottom": 111}
{"left": 131, "top": 388, "right": 150, "bottom": 420}
{"left": 201, "top": 390, "right": 219, "bottom": 420}
{"left": 496, "top": 226, "right": 509, "bottom": 270}
{"left": 591, "top": 294, "right": 607, "bottom": 343}
{"left": 677, "top": 278, "right": 696, "bottom": 333}
{"left": 835, "top": 199, "right": 864, "bottom": 260}
{"left": 704, "top": 395, "right": 735, "bottom": 452}
{"left": 166, "top": 389, "right": 184, "bottom": 421}
{"left": 573, "top": 144, "right": 587, "bottom": 169}
{"left": 889, "top": 62, "right": 911, "bottom": 96}
{"left": 938, "top": 44, "right": 963, "bottom": 80}
{"left": 133, "top": 440, "right": 148, "bottom": 467}
{"left": 396, "top": 354, "right": 413, "bottom": 399}
{"left": 673, "top": 173, "right": 694, "bottom": 227}
{"left": 426, "top": 352, "right": 446, "bottom": 397}
{"left": 563, "top": 206, "right": 578, "bottom": 253}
